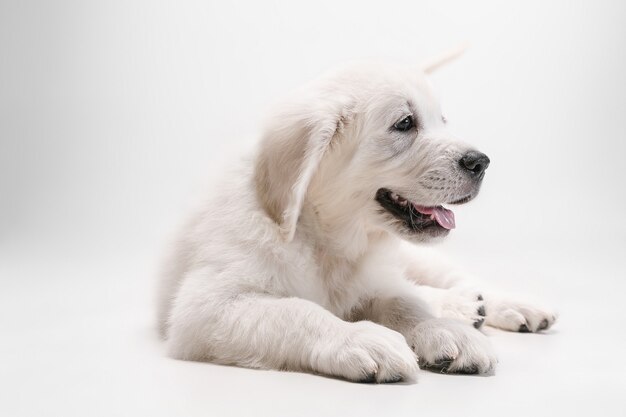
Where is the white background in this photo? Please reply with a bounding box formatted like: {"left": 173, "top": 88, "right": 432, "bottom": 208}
{"left": 1, "top": 1, "right": 625, "bottom": 416}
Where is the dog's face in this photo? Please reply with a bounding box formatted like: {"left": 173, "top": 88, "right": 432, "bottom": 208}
{"left": 255, "top": 62, "right": 489, "bottom": 244}
{"left": 341, "top": 65, "right": 490, "bottom": 242}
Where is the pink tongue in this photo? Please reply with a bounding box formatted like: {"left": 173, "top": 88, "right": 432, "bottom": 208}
{"left": 413, "top": 205, "right": 456, "bottom": 230}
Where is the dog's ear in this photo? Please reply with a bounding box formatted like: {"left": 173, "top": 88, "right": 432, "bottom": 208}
{"left": 422, "top": 43, "right": 469, "bottom": 74}
{"left": 254, "top": 92, "right": 352, "bottom": 242}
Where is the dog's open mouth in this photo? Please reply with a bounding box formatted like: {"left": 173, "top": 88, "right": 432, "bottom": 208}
{"left": 375, "top": 188, "right": 469, "bottom": 233}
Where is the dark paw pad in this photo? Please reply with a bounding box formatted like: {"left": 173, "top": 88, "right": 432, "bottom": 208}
{"left": 473, "top": 318, "right": 485, "bottom": 329}
{"left": 477, "top": 294, "right": 484, "bottom": 301}
{"left": 538, "top": 319, "right": 549, "bottom": 330}
{"left": 358, "top": 372, "right": 377, "bottom": 383}
{"left": 420, "top": 356, "right": 454, "bottom": 373}
{"left": 381, "top": 374, "right": 403, "bottom": 383}
{"left": 477, "top": 305, "right": 486, "bottom": 316}
{"left": 518, "top": 323, "right": 531, "bottom": 333}
{"left": 455, "top": 364, "right": 479, "bottom": 374}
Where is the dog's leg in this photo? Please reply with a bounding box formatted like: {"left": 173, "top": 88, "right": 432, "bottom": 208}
{"left": 166, "top": 267, "right": 418, "bottom": 383}
{"left": 413, "top": 285, "right": 487, "bottom": 329}
{"left": 400, "top": 244, "right": 471, "bottom": 288}
{"left": 397, "top": 244, "right": 489, "bottom": 328}
{"left": 400, "top": 243, "right": 558, "bottom": 333}
{"left": 356, "top": 279, "right": 497, "bottom": 375}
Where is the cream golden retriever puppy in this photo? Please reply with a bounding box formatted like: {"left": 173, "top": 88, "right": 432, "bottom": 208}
{"left": 157, "top": 57, "right": 557, "bottom": 383}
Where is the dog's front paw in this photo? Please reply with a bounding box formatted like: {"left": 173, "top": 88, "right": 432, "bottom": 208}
{"left": 408, "top": 318, "right": 497, "bottom": 375}
{"left": 325, "top": 321, "right": 419, "bottom": 383}
{"left": 438, "top": 287, "right": 486, "bottom": 329}
{"left": 484, "top": 294, "right": 558, "bottom": 333}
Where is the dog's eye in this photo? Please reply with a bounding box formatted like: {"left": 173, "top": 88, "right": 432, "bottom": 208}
{"left": 393, "top": 116, "right": 413, "bottom": 132}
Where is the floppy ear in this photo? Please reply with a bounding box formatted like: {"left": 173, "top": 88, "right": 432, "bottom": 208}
{"left": 254, "top": 93, "right": 352, "bottom": 242}
{"left": 422, "top": 42, "right": 469, "bottom": 74}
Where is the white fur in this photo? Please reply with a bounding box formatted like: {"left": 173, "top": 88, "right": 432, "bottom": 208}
{"left": 157, "top": 61, "right": 556, "bottom": 383}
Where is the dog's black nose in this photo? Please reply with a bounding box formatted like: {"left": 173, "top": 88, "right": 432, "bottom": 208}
{"left": 459, "top": 151, "right": 490, "bottom": 177}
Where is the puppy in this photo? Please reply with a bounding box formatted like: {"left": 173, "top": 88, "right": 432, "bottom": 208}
{"left": 157, "top": 57, "right": 557, "bottom": 383}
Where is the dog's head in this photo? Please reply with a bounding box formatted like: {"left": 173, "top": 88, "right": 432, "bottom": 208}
{"left": 255, "top": 59, "right": 489, "bottom": 246}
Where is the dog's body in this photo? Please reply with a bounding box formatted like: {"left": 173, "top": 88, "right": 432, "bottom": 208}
{"left": 157, "top": 61, "right": 556, "bottom": 382}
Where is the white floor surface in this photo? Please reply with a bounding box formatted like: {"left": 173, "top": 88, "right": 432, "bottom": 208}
{"left": 2, "top": 233, "right": 624, "bottom": 417}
